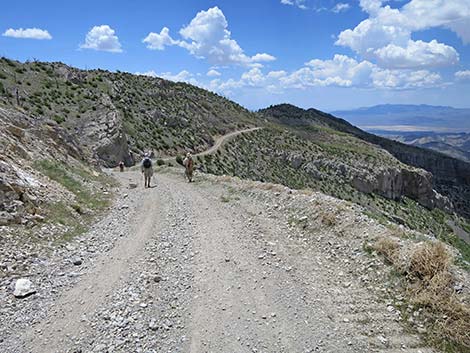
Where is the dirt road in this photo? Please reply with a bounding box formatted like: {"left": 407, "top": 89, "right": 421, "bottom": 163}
{"left": 3, "top": 168, "right": 435, "bottom": 353}
{"left": 161, "top": 127, "right": 261, "bottom": 162}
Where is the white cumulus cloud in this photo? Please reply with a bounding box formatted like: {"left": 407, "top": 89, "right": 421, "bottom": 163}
{"left": 208, "top": 54, "right": 443, "bottom": 96}
{"left": 2, "top": 27, "right": 52, "bottom": 40}
{"left": 336, "top": 0, "right": 468, "bottom": 69}
{"left": 136, "top": 70, "right": 202, "bottom": 86}
{"left": 80, "top": 25, "right": 122, "bottom": 53}
{"left": 143, "top": 27, "right": 177, "bottom": 50}
{"left": 135, "top": 70, "right": 158, "bottom": 77}
{"left": 371, "top": 68, "right": 442, "bottom": 89}
{"left": 455, "top": 70, "right": 470, "bottom": 81}
{"left": 359, "top": 0, "right": 385, "bottom": 15}
{"left": 143, "top": 7, "right": 275, "bottom": 66}
{"left": 374, "top": 39, "right": 459, "bottom": 69}
{"left": 159, "top": 70, "right": 195, "bottom": 83}
{"left": 251, "top": 53, "right": 276, "bottom": 62}
{"left": 303, "top": 55, "right": 375, "bottom": 87}
{"left": 402, "top": 0, "right": 470, "bottom": 44}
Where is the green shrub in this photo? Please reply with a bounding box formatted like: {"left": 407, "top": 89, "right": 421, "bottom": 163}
{"left": 53, "top": 115, "right": 65, "bottom": 124}
{"left": 156, "top": 159, "right": 165, "bottom": 166}
{"left": 176, "top": 155, "right": 184, "bottom": 165}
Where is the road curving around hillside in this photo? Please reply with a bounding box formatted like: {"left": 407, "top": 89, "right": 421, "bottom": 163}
{"left": 162, "top": 126, "right": 262, "bottom": 162}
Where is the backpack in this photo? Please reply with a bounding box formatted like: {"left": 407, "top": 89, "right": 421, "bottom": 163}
{"left": 143, "top": 158, "right": 152, "bottom": 169}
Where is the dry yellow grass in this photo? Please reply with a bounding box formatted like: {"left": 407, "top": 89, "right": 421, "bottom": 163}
{"left": 373, "top": 237, "right": 400, "bottom": 264}
{"left": 374, "top": 240, "right": 470, "bottom": 350}
{"left": 405, "top": 242, "right": 470, "bottom": 349}
{"left": 409, "top": 242, "right": 450, "bottom": 280}
{"left": 321, "top": 211, "right": 337, "bottom": 226}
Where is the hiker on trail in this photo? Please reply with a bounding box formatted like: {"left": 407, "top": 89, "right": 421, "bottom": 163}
{"left": 118, "top": 161, "right": 124, "bottom": 172}
{"left": 141, "top": 153, "right": 153, "bottom": 188}
{"left": 183, "top": 152, "right": 194, "bottom": 183}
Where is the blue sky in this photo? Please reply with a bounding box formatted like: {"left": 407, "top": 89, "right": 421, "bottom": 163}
{"left": 1, "top": 0, "right": 469, "bottom": 111}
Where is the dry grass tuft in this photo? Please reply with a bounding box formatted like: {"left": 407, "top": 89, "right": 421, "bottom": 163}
{"left": 409, "top": 242, "right": 450, "bottom": 281}
{"left": 435, "top": 294, "right": 470, "bottom": 348}
{"left": 373, "top": 239, "right": 470, "bottom": 350}
{"left": 405, "top": 242, "right": 469, "bottom": 350}
{"left": 373, "top": 237, "right": 400, "bottom": 264}
{"left": 321, "top": 211, "right": 337, "bottom": 226}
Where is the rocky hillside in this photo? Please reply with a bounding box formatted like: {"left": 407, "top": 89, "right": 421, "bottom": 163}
{"left": 198, "top": 105, "right": 470, "bottom": 265}
{"left": 0, "top": 105, "right": 115, "bottom": 240}
{"left": 0, "top": 57, "right": 258, "bottom": 167}
{"left": 0, "top": 57, "right": 262, "bottom": 236}
{"left": 259, "top": 104, "right": 470, "bottom": 219}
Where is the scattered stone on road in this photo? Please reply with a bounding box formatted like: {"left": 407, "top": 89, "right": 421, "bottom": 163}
{"left": 0, "top": 169, "right": 442, "bottom": 353}
{"left": 13, "top": 278, "right": 36, "bottom": 298}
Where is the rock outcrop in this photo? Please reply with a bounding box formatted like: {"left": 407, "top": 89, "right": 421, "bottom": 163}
{"left": 0, "top": 106, "right": 107, "bottom": 225}
{"left": 0, "top": 160, "right": 42, "bottom": 225}
{"left": 300, "top": 157, "right": 452, "bottom": 211}
{"left": 260, "top": 104, "right": 468, "bottom": 217}
{"left": 81, "top": 109, "right": 134, "bottom": 167}
{"left": 350, "top": 166, "right": 452, "bottom": 211}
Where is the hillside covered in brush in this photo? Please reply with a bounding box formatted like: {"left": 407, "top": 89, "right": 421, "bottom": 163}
{"left": 0, "top": 57, "right": 258, "bottom": 235}
{"left": 0, "top": 57, "right": 258, "bottom": 167}
{"left": 259, "top": 104, "right": 470, "bottom": 219}
{"left": 198, "top": 104, "right": 470, "bottom": 264}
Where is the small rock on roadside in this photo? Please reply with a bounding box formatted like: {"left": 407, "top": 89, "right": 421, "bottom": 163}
{"left": 13, "top": 278, "right": 36, "bottom": 298}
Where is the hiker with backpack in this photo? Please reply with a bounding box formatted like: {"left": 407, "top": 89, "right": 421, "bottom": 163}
{"left": 141, "top": 153, "right": 153, "bottom": 188}
{"left": 183, "top": 152, "right": 194, "bottom": 183}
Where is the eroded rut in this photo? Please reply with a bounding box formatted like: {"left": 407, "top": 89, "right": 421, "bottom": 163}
{"left": 2, "top": 170, "right": 436, "bottom": 353}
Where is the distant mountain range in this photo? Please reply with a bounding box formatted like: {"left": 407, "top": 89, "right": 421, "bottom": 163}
{"left": 331, "top": 104, "right": 470, "bottom": 132}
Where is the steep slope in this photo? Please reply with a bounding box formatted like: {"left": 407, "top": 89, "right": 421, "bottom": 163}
{"left": 198, "top": 105, "right": 470, "bottom": 263}
{"left": 2, "top": 58, "right": 469, "bottom": 254}
{"left": 0, "top": 57, "right": 261, "bottom": 230}
{"left": 0, "top": 59, "right": 469, "bottom": 353}
{"left": 0, "top": 105, "right": 114, "bottom": 239}
{"left": 260, "top": 104, "right": 470, "bottom": 219}
{"left": 0, "top": 57, "right": 259, "bottom": 167}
